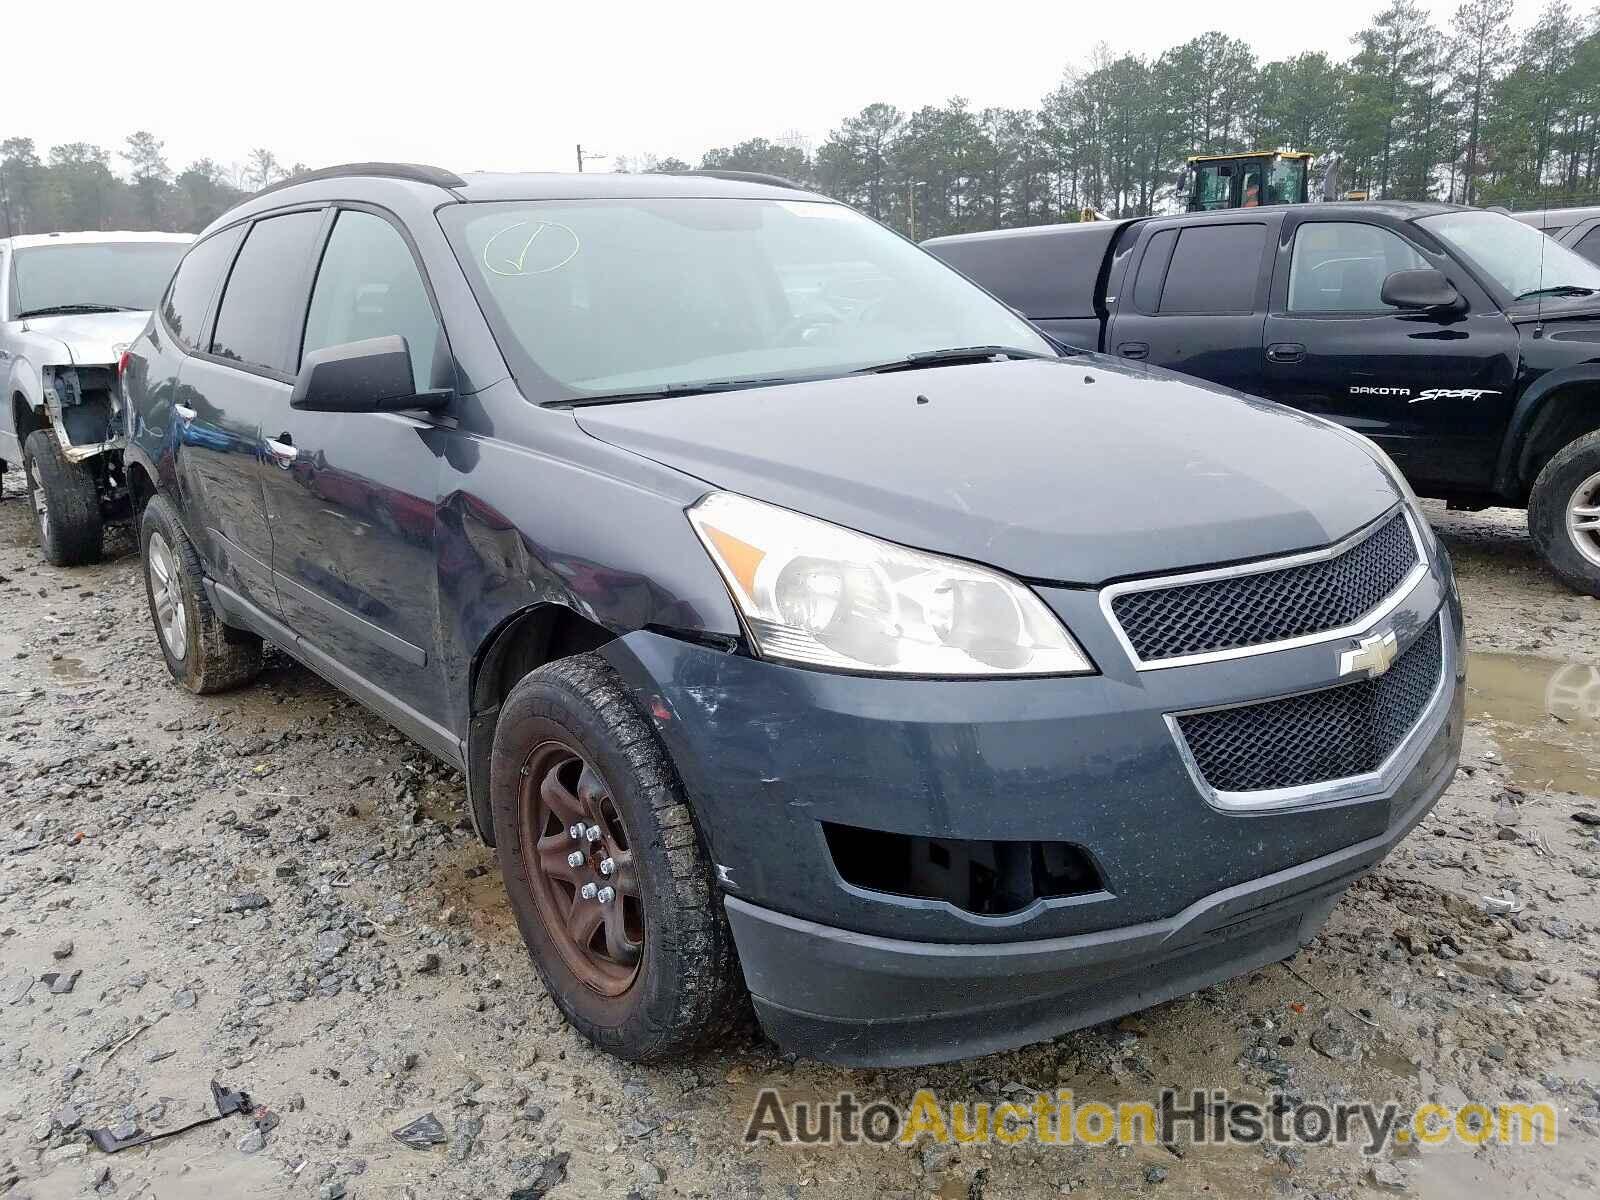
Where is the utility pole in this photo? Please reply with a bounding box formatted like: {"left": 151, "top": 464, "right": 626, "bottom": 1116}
{"left": 576, "top": 144, "right": 608, "bottom": 173}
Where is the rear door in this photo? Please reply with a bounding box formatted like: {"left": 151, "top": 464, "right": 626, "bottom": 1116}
{"left": 1107, "top": 216, "right": 1277, "bottom": 397}
{"left": 1260, "top": 214, "right": 1518, "bottom": 490}
{"left": 174, "top": 210, "right": 326, "bottom": 611}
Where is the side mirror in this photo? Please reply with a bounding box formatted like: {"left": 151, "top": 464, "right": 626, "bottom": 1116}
{"left": 290, "top": 335, "right": 448, "bottom": 413}
{"left": 1380, "top": 269, "right": 1464, "bottom": 313}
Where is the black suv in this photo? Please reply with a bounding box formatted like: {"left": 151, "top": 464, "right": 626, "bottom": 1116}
{"left": 124, "top": 165, "right": 1464, "bottom": 1066}
{"left": 928, "top": 203, "right": 1600, "bottom": 597}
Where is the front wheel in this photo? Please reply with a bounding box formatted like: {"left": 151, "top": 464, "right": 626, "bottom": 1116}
{"left": 1529, "top": 429, "right": 1600, "bottom": 598}
{"left": 490, "top": 654, "right": 743, "bottom": 1062}
{"left": 21, "top": 428, "right": 102, "bottom": 566}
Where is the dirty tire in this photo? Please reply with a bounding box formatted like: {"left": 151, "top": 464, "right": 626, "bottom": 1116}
{"left": 1529, "top": 428, "right": 1600, "bottom": 598}
{"left": 491, "top": 653, "right": 744, "bottom": 1062}
{"left": 21, "top": 428, "right": 102, "bottom": 566}
{"left": 139, "top": 493, "right": 263, "bottom": 694}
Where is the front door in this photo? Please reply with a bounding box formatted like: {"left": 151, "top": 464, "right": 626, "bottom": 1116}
{"left": 1261, "top": 216, "right": 1518, "bottom": 490}
{"left": 256, "top": 207, "right": 452, "bottom": 728}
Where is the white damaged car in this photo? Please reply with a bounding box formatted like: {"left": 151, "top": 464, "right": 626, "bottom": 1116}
{"left": 1, "top": 231, "right": 191, "bottom": 563}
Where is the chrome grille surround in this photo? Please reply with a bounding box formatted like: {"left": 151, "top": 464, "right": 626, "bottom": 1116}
{"left": 1100, "top": 507, "right": 1429, "bottom": 671}
{"left": 1166, "top": 611, "right": 1453, "bottom": 813}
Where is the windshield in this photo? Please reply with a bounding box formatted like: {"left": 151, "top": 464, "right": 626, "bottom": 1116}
{"left": 1417, "top": 209, "right": 1600, "bottom": 301}
{"left": 12, "top": 241, "right": 188, "bottom": 320}
{"left": 441, "top": 198, "right": 1054, "bottom": 400}
{"left": 12, "top": 241, "right": 189, "bottom": 318}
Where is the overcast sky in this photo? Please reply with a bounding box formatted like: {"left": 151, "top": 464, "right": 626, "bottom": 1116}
{"left": 9, "top": 0, "right": 1469, "bottom": 178}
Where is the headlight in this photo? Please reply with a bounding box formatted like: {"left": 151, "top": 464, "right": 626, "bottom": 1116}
{"left": 688, "top": 492, "right": 1094, "bottom": 677}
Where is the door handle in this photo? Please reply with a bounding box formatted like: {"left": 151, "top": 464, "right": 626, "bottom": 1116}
{"left": 1266, "top": 342, "right": 1305, "bottom": 364}
{"left": 1118, "top": 342, "right": 1149, "bottom": 360}
{"left": 173, "top": 404, "right": 197, "bottom": 421}
{"left": 265, "top": 435, "right": 299, "bottom": 467}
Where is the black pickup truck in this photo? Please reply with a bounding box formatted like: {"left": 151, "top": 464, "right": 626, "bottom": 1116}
{"left": 926, "top": 202, "right": 1600, "bottom": 596}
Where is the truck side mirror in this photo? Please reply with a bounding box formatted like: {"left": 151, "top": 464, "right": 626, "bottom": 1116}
{"left": 1381, "top": 269, "right": 1464, "bottom": 313}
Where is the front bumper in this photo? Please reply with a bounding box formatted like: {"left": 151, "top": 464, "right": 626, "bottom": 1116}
{"left": 725, "top": 709, "right": 1457, "bottom": 1065}
{"left": 599, "top": 532, "right": 1464, "bottom": 1065}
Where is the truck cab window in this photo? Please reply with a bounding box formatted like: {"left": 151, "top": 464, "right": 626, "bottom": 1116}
{"left": 1159, "top": 224, "right": 1264, "bottom": 314}
{"left": 1288, "top": 222, "right": 1428, "bottom": 313}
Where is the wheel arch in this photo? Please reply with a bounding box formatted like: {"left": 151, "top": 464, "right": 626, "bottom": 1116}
{"left": 464, "top": 603, "right": 616, "bottom": 845}
{"left": 1496, "top": 367, "right": 1600, "bottom": 503}
{"left": 125, "top": 458, "right": 158, "bottom": 521}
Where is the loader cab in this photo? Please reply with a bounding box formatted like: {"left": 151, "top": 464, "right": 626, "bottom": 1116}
{"left": 1185, "top": 152, "right": 1311, "bottom": 213}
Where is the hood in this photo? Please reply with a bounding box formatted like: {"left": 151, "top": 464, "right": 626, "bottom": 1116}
{"left": 574, "top": 357, "right": 1403, "bottom": 585}
{"left": 18, "top": 311, "right": 152, "bottom": 365}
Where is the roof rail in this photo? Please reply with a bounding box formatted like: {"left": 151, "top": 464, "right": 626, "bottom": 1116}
{"left": 252, "top": 162, "right": 466, "bottom": 199}
{"left": 673, "top": 169, "right": 808, "bottom": 191}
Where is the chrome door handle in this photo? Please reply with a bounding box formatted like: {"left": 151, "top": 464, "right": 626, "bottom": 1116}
{"left": 1118, "top": 342, "right": 1149, "bottom": 360}
{"left": 265, "top": 437, "right": 299, "bottom": 466}
{"left": 174, "top": 404, "right": 197, "bottom": 421}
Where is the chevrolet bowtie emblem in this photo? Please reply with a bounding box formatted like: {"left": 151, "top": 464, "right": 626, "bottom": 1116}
{"left": 1340, "top": 630, "right": 1399, "bottom": 678}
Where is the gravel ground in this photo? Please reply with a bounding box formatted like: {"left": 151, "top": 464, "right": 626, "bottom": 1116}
{"left": 1, "top": 485, "right": 1598, "bottom": 1200}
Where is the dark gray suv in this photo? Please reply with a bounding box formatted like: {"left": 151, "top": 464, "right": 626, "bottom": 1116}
{"left": 123, "top": 164, "right": 1464, "bottom": 1066}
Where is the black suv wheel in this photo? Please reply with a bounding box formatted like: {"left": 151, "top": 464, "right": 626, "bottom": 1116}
{"left": 139, "top": 494, "right": 264, "bottom": 693}
{"left": 1529, "top": 429, "right": 1600, "bottom": 597}
{"left": 21, "top": 429, "right": 103, "bottom": 566}
{"left": 489, "top": 654, "right": 743, "bottom": 1062}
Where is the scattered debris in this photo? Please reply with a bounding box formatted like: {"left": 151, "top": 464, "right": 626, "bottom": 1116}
{"left": 86, "top": 1081, "right": 252, "bottom": 1155}
{"left": 391, "top": 1112, "right": 448, "bottom": 1150}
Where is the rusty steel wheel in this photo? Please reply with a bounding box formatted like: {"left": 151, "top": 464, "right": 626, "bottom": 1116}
{"left": 518, "top": 741, "right": 645, "bottom": 997}
{"left": 491, "top": 654, "right": 743, "bottom": 1061}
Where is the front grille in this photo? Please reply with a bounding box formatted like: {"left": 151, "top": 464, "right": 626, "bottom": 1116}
{"left": 1175, "top": 619, "right": 1443, "bottom": 794}
{"left": 1110, "top": 511, "right": 1419, "bottom": 663}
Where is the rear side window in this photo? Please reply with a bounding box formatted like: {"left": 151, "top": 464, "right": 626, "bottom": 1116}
{"left": 1132, "top": 229, "right": 1177, "bottom": 312}
{"left": 161, "top": 227, "right": 244, "bottom": 352}
{"left": 1160, "top": 224, "right": 1264, "bottom": 314}
{"left": 1288, "top": 222, "right": 1428, "bottom": 313}
{"left": 210, "top": 211, "right": 323, "bottom": 374}
{"left": 301, "top": 210, "right": 444, "bottom": 392}
{"left": 1575, "top": 226, "right": 1600, "bottom": 266}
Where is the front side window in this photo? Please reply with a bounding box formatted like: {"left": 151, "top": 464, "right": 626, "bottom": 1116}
{"left": 1288, "top": 222, "right": 1429, "bottom": 313}
{"left": 161, "top": 226, "right": 245, "bottom": 352}
{"left": 12, "top": 240, "right": 189, "bottom": 318}
{"left": 1419, "top": 208, "right": 1600, "bottom": 302}
{"left": 1159, "top": 224, "right": 1264, "bottom": 314}
{"left": 440, "top": 198, "right": 1053, "bottom": 401}
{"left": 210, "top": 211, "right": 323, "bottom": 374}
{"left": 302, "top": 211, "right": 443, "bottom": 393}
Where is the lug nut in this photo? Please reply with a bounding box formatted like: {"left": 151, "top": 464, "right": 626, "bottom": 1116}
{"left": 566, "top": 851, "right": 585, "bottom": 869}
{"left": 583, "top": 825, "right": 602, "bottom": 843}
{"left": 568, "top": 823, "right": 584, "bottom": 840}
{"left": 596, "top": 886, "right": 616, "bottom": 904}
{"left": 580, "top": 882, "right": 598, "bottom": 900}
{"left": 599, "top": 857, "right": 615, "bottom": 876}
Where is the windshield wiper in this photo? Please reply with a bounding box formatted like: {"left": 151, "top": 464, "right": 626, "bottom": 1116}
{"left": 559, "top": 376, "right": 801, "bottom": 407}
{"left": 1513, "top": 285, "right": 1598, "bottom": 301}
{"left": 17, "top": 303, "right": 138, "bottom": 318}
{"left": 853, "top": 345, "right": 1056, "bottom": 374}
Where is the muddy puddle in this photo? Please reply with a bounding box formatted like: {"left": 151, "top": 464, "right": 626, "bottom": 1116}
{"left": 1466, "top": 650, "right": 1600, "bottom": 797}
